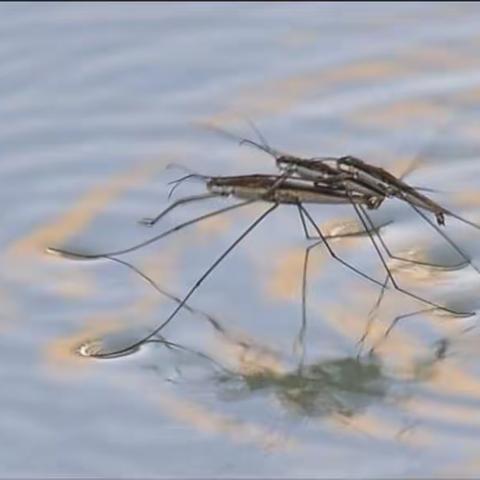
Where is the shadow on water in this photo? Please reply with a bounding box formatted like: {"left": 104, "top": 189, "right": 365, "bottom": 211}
{"left": 64, "top": 214, "right": 464, "bottom": 423}
{"left": 214, "top": 355, "right": 388, "bottom": 418}
{"left": 142, "top": 330, "right": 450, "bottom": 422}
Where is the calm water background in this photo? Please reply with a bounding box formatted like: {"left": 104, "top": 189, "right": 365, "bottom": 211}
{"left": 3, "top": 2, "right": 480, "bottom": 477}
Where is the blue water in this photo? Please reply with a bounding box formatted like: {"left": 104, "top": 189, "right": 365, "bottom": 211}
{"left": 3, "top": 2, "right": 480, "bottom": 477}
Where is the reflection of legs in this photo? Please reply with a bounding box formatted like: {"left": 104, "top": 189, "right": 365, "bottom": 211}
{"left": 140, "top": 193, "right": 219, "bottom": 227}
{"left": 357, "top": 274, "right": 389, "bottom": 356}
{"left": 349, "top": 199, "right": 469, "bottom": 316}
{"left": 295, "top": 204, "right": 388, "bottom": 367}
{"left": 298, "top": 205, "right": 386, "bottom": 288}
{"left": 148, "top": 336, "right": 234, "bottom": 375}
{"left": 292, "top": 221, "right": 313, "bottom": 368}
{"left": 360, "top": 204, "right": 467, "bottom": 270}
{"left": 369, "top": 307, "right": 436, "bottom": 354}
{"left": 101, "top": 255, "right": 228, "bottom": 336}
{"left": 354, "top": 201, "right": 470, "bottom": 350}
{"left": 94, "top": 203, "right": 279, "bottom": 359}
{"left": 293, "top": 218, "right": 379, "bottom": 365}
{"left": 295, "top": 205, "right": 386, "bottom": 367}
{"left": 47, "top": 199, "right": 256, "bottom": 259}
{"left": 99, "top": 254, "right": 260, "bottom": 370}
{"left": 297, "top": 204, "right": 392, "bottom": 241}
{"left": 410, "top": 204, "right": 480, "bottom": 275}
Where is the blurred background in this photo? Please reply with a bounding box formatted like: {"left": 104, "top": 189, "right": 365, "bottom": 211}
{"left": 3, "top": 2, "right": 480, "bottom": 477}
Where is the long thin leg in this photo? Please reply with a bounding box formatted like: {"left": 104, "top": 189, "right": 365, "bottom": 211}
{"left": 96, "top": 254, "right": 261, "bottom": 357}
{"left": 352, "top": 202, "right": 467, "bottom": 270}
{"left": 354, "top": 204, "right": 466, "bottom": 347}
{"left": 446, "top": 209, "right": 480, "bottom": 231}
{"left": 139, "top": 193, "right": 219, "bottom": 226}
{"left": 300, "top": 204, "right": 396, "bottom": 355}
{"left": 297, "top": 203, "right": 311, "bottom": 239}
{"left": 294, "top": 202, "right": 381, "bottom": 365}
{"left": 93, "top": 203, "right": 279, "bottom": 359}
{"left": 100, "top": 255, "right": 228, "bottom": 336}
{"left": 356, "top": 204, "right": 468, "bottom": 270}
{"left": 293, "top": 212, "right": 368, "bottom": 368}
{"left": 46, "top": 199, "right": 256, "bottom": 260}
{"left": 409, "top": 204, "right": 480, "bottom": 275}
{"left": 298, "top": 205, "right": 394, "bottom": 242}
{"left": 298, "top": 205, "right": 386, "bottom": 289}
{"left": 351, "top": 199, "right": 470, "bottom": 316}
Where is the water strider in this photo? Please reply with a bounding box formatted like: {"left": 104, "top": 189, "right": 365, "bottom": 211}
{"left": 48, "top": 169, "right": 472, "bottom": 359}
{"left": 206, "top": 125, "right": 478, "bottom": 344}
{"left": 224, "top": 124, "right": 479, "bottom": 269}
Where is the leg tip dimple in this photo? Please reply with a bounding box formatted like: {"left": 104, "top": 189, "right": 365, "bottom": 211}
{"left": 138, "top": 217, "right": 155, "bottom": 227}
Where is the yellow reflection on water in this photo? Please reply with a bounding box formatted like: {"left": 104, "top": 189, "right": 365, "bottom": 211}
{"left": 212, "top": 327, "right": 287, "bottom": 377}
{"left": 195, "top": 214, "right": 233, "bottom": 239}
{"left": 323, "top": 283, "right": 429, "bottom": 364}
{"left": 350, "top": 99, "right": 452, "bottom": 129}
{"left": 8, "top": 158, "right": 168, "bottom": 258}
{"left": 204, "top": 59, "right": 409, "bottom": 126}
{"left": 42, "top": 316, "right": 125, "bottom": 379}
{"left": 42, "top": 243, "right": 181, "bottom": 378}
{"left": 134, "top": 377, "right": 300, "bottom": 452}
{"left": 266, "top": 247, "right": 323, "bottom": 302}
{"left": 154, "top": 391, "right": 299, "bottom": 451}
{"left": 454, "top": 190, "right": 480, "bottom": 208}
{"left": 404, "top": 392, "right": 480, "bottom": 429}
{"left": 427, "top": 361, "right": 480, "bottom": 401}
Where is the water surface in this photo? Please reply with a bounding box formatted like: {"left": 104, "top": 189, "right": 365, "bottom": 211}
{"left": 3, "top": 2, "right": 480, "bottom": 477}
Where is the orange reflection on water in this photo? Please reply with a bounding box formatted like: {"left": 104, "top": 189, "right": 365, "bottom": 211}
{"left": 453, "top": 189, "right": 480, "bottom": 208}
{"left": 205, "top": 59, "right": 409, "bottom": 126}
{"left": 42, "top": 242, "right": 182, "bottom": 379}
{"left": 403, "top": 387, "right": 480, "bottom": 436}
{"left": 212, "top": 327, "right": 287, "bottom": 378}
{"left": 323, "top": 285, "right": 429, "bottom": 364}
{"left": 145, "top": 386, "right": 300, "bottom": 452}
{"left": 42, "top": 316, "right": 125, "bottom": 379}
{"left": 427, "top": 361, "right": 480, "bottom": 401}
{"left": 266, "top": 247, "right": 323, "bottom": 302}
{"left": 7, "top": 158, "right": 168, "bottom": 259}
{"left": 195, "top": 214, "right": 233, "bottom": 239}
{"left": 350, "top": 99, "right": 452, "bottom": 129}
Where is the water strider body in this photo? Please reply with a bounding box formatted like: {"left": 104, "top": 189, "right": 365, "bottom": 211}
{"left": 48, "top": 164, "right": 473, "bottom": 360}
{"left": 205, "top": 174, "right": 373, "bottom": 206}
{"left": 236, "top": 128, "right": 473, "bottom": 229}
{"left": 272, "top": 152, "right": 449, "bottom": 222}
{"left": 334, "top": 155, "right": 449, "bottom": 225}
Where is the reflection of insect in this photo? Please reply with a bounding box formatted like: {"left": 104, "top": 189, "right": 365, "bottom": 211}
{"left": 86, "top": 255, "right": 392, "bottom": 421}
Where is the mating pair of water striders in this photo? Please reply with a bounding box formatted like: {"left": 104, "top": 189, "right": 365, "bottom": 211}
{"left": 48, "top": 127, "right": 480, "bottom": 359}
